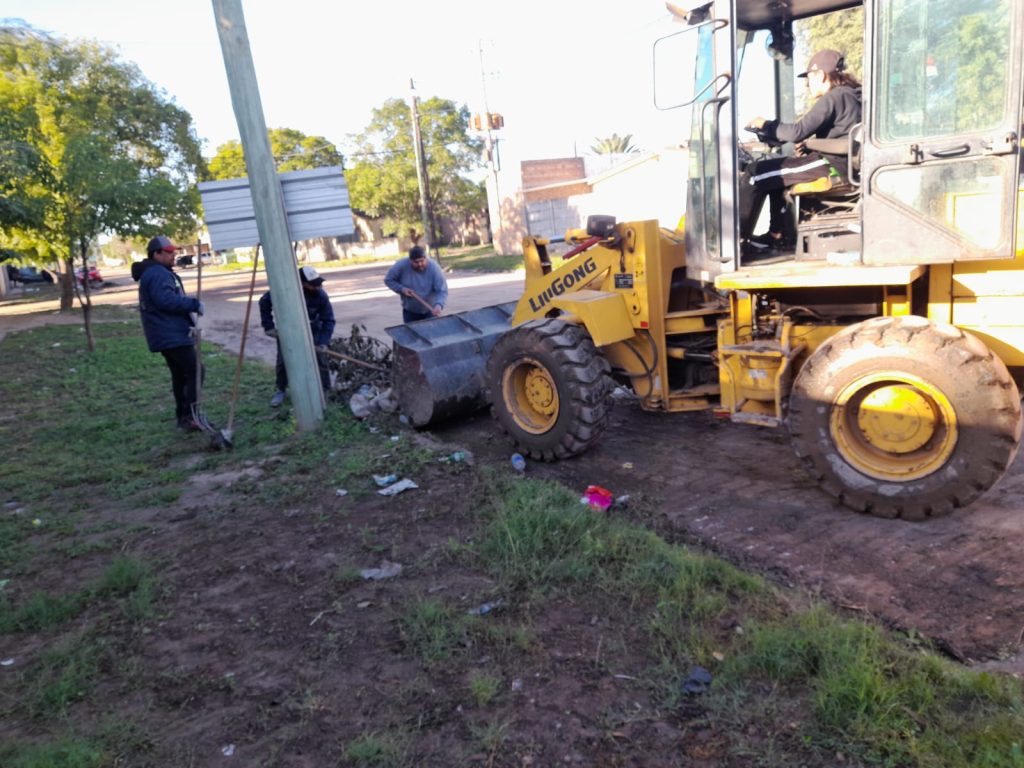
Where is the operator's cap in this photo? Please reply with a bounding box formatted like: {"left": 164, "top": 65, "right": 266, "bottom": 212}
{"left": 146, "top": 235, "right": 177, "bottom": 256}
{"left": 299, "top": 265, "right": 324, "bottom": 286}
{"left": 799, "top": 49, "right": 845, "bottom": 78}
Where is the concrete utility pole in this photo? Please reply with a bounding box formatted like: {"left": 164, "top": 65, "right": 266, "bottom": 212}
{"left": 212, "top": 0, "right": 324, "bottom": 431}
{"left": 409, "top": 79, "right": 438, "bottom": 262}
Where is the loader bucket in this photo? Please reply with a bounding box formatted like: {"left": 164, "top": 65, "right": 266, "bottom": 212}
{"left": 385, "top": 302, "right": 517, "bottom": 427}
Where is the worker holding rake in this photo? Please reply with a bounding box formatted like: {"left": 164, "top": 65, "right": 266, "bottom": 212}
{"left": 133, "top": 235, "right": 206, "bottom": 433}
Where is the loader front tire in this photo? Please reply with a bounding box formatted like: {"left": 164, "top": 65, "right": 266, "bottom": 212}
{"left": 486, "top": 319, "right": 613, "bottom": 460}
{"left": 788, "top": 316, "right": 1021, "bottom": 520}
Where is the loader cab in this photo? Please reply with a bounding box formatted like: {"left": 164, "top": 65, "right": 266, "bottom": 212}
{"left": 662, "top": 0, "right": 1024, "bottom": 281}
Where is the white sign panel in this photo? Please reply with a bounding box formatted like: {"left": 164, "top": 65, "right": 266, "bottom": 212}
{"left": 198, "top": 165, "right": 355, "bottom": 251}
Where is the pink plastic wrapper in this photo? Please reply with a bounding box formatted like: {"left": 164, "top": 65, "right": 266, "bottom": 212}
{"left": 581, "top": 484, "right": 614, "bottom": 510}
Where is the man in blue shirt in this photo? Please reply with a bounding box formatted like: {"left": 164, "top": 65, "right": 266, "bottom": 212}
{"left": 133, "top": 235, "right": 205, "bottom": 432}
{"left": 259, "top": 265, "right": 336, "bottom": 408}
{"left": 384, "top": 245, "right": 448, "bottom": 323}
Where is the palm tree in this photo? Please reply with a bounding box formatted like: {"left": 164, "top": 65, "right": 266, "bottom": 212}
{"left": 590, "top": 133, "right": 640, "bottom": 154}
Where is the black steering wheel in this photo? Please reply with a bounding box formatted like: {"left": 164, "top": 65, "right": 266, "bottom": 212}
{"left": 743, "top": 123, "right": 782, "bottom": 146}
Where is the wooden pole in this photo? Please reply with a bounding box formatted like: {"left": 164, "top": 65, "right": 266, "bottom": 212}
{"left": 212, "top": 0, "right": 324, "bottom": 431}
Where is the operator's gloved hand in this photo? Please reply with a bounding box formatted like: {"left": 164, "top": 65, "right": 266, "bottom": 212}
{"left": 196, "top": 301, "right": 205, "bottom": 317}
{"left": 265, "top": 328, "right": 278, "bottom": 338}
{"left": 315, "top": 345, "right": 327, "bottom": 353}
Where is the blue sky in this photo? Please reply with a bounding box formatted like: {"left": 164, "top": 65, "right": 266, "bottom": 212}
{"left": 3, "top": 1, "right": 693, "bottom": 164}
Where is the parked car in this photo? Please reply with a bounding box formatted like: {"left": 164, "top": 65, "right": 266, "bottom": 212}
{"left": 13, "top": 266, "right": 56, "bottom": 284}
{"left": 76, "top": 265, "right": 103, "bottom": 287}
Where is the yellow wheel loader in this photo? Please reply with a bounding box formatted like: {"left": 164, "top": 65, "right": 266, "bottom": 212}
{"left": 387, "top": 0, "right": 1024, "bottom": 521}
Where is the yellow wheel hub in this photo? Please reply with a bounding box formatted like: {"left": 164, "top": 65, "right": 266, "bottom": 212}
{"left": 830, "top": 372, "right": 957, "bottom": 482}
{"left": 503, "top": 357, "right": 559, "bottom": 434}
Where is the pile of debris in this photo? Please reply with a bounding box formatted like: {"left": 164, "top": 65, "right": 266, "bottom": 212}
{"left": 325, "top": 324, "right": 392, "bottom": 399}
{"left": 325, "top": 324, "right": 399, "bottom": 418}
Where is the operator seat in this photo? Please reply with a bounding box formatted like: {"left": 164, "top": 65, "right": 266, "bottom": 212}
{"left": 788, "top": 128, "right": 862, "bottom": 260}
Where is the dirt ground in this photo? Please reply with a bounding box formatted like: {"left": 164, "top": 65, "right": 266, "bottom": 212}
{"left": 5, "top": 290, "right": 1024, "bottom": 672}
{"left": 4, "top": 288, "right": 1024, "bottom": 765}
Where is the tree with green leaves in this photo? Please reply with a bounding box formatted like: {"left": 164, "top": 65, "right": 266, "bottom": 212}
{"left": 206, "top": 128, "right": 343, "bottom": 180}
{"left": 796, "top": 7, "right": 864, "bottom": 80}
{"left": 0, "top": 24, "right": 204, "bottom": 348}
{"left": 345, "top": 96, "right": 484, "bottom": 243}
{"left": 590, "top": 133, "right": 640, "bottom": 155}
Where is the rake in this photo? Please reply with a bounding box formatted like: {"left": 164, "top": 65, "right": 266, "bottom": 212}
{"left": 190, "top": 244, "right": 229, "bottom": 450}
{"left": 219, "top": 245, "right": 262, "bottom": 446}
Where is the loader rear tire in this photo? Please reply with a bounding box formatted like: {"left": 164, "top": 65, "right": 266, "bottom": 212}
{"left": 788, "top": 316, "right": 1021, "bottom": 520}
{"left": 485, "top": 319, "right": 613, "bottom": 460}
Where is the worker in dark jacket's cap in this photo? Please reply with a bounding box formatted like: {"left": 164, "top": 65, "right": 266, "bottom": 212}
{"left": 740, "top": 48, "right": 863, "bottom": 256}
{"left": 134, "top": 235, "right": 206, "bottom": 432}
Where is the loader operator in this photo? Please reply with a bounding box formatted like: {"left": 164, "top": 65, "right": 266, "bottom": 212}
{"left": 259, "top": 265, "right": 336, "bottom": 409}
{"left": 384, "top": 245, "right": 448, "bottom": 323}
{"left": 741, "top": 48, "right": 862, "bottom": 255}
{"left": 133, "top": 235, "right": 206, "bottom": 433}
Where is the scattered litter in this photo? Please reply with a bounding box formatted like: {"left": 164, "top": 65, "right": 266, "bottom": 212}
{"left": 712, "top": 651, "right": 725, "bottom": 662}
{"left": 310, "top": 611, "right": 325, "bottom": 626}
{"left": 510, "top": 453, "right": 526, "bottom": 473}
{"left": 372, "top": 387, "right": 398, "bottom": 414}
{"left": 511, "top": 678, "right": 523, "bottom": 692}
{"left": 614, "top": 494, "right": 631, "bottom": 508}
{"left": 348, "top": 388, "right": 377, "bottom": 419}
{"left": 612, "top": 674, "right": 637, "bottom": 681}
{"left": 68, "top": 368, "right": 76, "bottom": 373}
{"left": 390, "top": 435, "right": 400, "bottom": 442}
{"left": 399, "top": 414, "right": 410, "bottom": 426}
{"left": 467, "top": 599, "right": 506, "bottom": 616}
{"left": 680, "top": 665, "right": 713, "bottom": 695}
{"left": 356, "top": 601, "right": 371, "bottom": 609}
{"left": 373, "top": 474, "right": 398, "bottom": 487}
{"left": 427, "top": 585, "right": 446, "bottom": 594}
{"left": 221, "top": 744, "right": 235, "bottom": 757}
{"left": 360, "top": 560, "right": 403, "bottom": 580}
{"left": 51, "top": 342, "right": 61, "bottom": 348}
{"left": 31, "top": 518, "right": 42, "bottom": 527}
{"left": 1, "top": 658, "right": 14, "bottom": 667}
{"left": 335, "top": 489, "right": 348, "bottom": 498}
{"left": 368, "top": 426, "right": 380, "bottom": 434}
{"left": 622, "top": 462, "right": 634, "bottom": 470}
{"left": 378, "top": 478, "right": 418, "bottom": 496}
{"left": 580, "top": 485, "right": 614, "bottom": 510}
{"left": 0, "top": 579, "right": 9, "bottom": 592}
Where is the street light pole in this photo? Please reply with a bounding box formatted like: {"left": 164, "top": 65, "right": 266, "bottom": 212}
{"left": 409, "top": 79, "right": 438, "bottom": 263}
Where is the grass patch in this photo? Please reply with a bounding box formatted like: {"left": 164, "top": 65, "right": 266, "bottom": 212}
{"left": 399, "top": 598, "right": 472, "bottom": 664}
{"left": 342, "top": 730, "right": 409, "bottom": 768}
{"left": 0, "top": 737, "right": 106, "bottom": 768}
{"left": 468, "top": 672, "right": 501, "bottom": 707}
{"left": 23, "top": 636, "right": 103, "bottom": 718}
{"left": 0, "top": 555, "right": 158, "bottom": 634}
{"left": 440, "top": 246, "right": 522, "bottom": 272}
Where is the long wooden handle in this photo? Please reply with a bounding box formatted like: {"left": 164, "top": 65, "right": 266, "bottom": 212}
{"left": 226, "top": 247, "right": 261, "bottom": 432}
{"left": 320, "top": 347, "right": 387, "bottom": 372}
{"left": 409, "top": 289, "right": 436, "bottom": 314}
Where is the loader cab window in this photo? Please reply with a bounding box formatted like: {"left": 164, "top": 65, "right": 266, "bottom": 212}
{"left": 686, "top": 22, "right": 722, "bottom": 262}
{"left": 870, "top": 0, "right": 1017, "bottom": 253}
{"left": 877, "top": 0, "right": 1011, "bottom": 141}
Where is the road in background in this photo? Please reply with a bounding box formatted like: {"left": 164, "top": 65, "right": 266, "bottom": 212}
{"left": 0, "top": 262, "right": 524, "bottom": 363}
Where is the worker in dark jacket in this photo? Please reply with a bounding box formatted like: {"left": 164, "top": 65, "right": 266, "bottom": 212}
{"left": 259, "top": 265, "right": 336, "bottom": 408}
{"left": 133, "top": 235, "right": 205, "bottom": 431}
{"left": 741, "top": 49, "right": 862, "bottom": 253}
